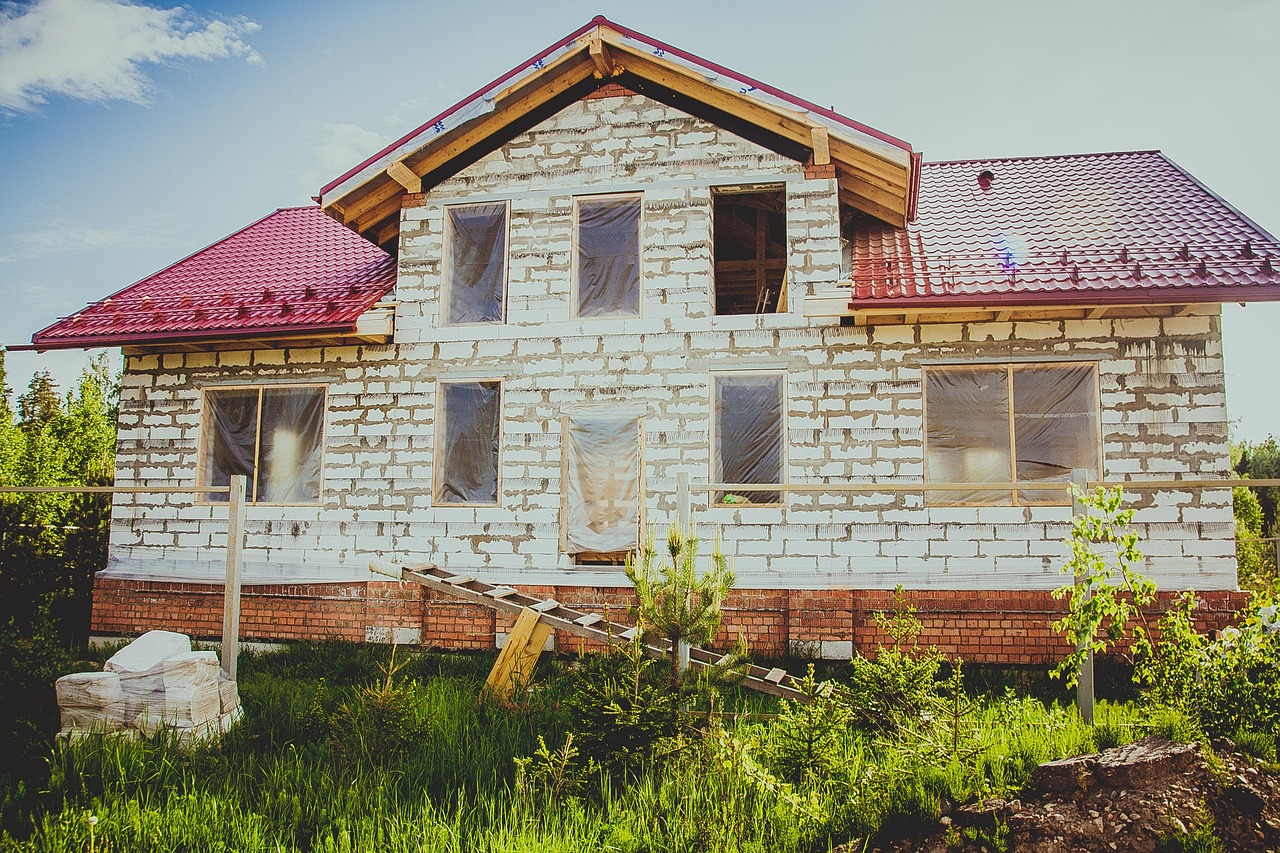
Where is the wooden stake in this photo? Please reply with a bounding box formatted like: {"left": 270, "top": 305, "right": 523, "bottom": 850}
{"left": 221, "top": 474, "right": 246, "bottom": 681}
{"left": 1071, "top": 467, "right": 1095, "bottom": 725}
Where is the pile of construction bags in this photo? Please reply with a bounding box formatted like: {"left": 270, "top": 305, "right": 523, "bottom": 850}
{"left": 55, "top": 630, "right": 242, "bottom": 742}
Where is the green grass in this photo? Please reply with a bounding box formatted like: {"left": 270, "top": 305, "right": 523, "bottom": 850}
{"left": 0, "top": 643, "right": 1195, "bottom": 853}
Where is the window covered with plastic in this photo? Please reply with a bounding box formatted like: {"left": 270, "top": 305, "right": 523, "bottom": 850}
{"left": 564, "top": 413, "right": 641, "bottom": 554}
{"left": 575, "top": 195, "right": 641, "bottom": 318}
{"left": 436, "top": 381, "right": 501, "bottom": 504}
{"left": 713, "top": 374, "right": 784, "bottom": 504}
{"left": 924, "top": 363, "right": 1099, "bottom": 505}
{"left": 446, "top": 202, "right": 506, "bottom": 324}
{"left": 203, "top": 385, "right": 325, "bottom": 504}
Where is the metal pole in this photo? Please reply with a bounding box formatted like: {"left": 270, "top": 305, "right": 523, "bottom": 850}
{"left": 1071, "top": 468, "right": 1094, "bottom": 725}
{"left": 221, "top": 475, "right": 246, "bottom": 681}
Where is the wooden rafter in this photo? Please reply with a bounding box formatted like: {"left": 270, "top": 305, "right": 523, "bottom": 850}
{"left": 326, "top": 23, "right": 914, "bottom": 237}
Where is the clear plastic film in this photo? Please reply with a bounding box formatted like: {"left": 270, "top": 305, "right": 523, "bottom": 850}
{"left": 1013, "top": 364, "right": 1098, "bottom": 504}
{"left": 447, "top": 203, "right": 506, "bottom": 323}
{"left": 205, "top": 388, "right": 259, "bottom": 501}
{"left": 714, "top": 374, "right": 783, "bottom": 504}
{"left": 576, "top": 196, "right": 640, "bottom": 318}
{"left": 925, "top": 367, "right": 1011, "bottom": 504}
{"left": 437, "top": 381, "right": 500, "bottom": 504}
{"left": 565, "top": 413, "right": 641, "bottom": 554}
{"left": 256, "top": 387, "right": 325, "bottom": 503}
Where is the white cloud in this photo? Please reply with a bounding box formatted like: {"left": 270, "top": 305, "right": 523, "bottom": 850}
{"left": 0, "top": 0, "right": 262, "bottom": 112}
{"left": 0, "top": 222, "right": 174, "bottom": 263}
{"left": 300, "top": 122, "right": 392, "bottom": 196}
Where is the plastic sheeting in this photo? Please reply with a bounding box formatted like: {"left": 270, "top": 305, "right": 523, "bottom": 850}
{"left": 576, "top": 196, "right": 640, "bottom": 318}
{"left": 204, "top": 386, "right": 324, "bottom": 504}
{"left": 257, "top": 387, "right": 325, "bottom": 503}
{"left": 437, "top": 381, "right": 500, "bottom": 504}
{"left": 714, "top": 374, "right": 783, "bottom": 504}
{"left": 925, "top": 364, "right": 1099, "bottom": 505}
{"left": 565, "top": 413, "right": 641, "bottom": 554}
{"left": 1014, "top": 364, "right": 1098, "bottom": 503}
{"left": 925, "top": 367, "right": 1011, "bottom": 505}
{"left": 447, "top": 203, "right": 506, "bottom": 323}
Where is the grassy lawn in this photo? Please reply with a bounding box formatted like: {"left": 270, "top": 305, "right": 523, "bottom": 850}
{"left": 0, "top": 640, "right": 1174, "bottom": 853}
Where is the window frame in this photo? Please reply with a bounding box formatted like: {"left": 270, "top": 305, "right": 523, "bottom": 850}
{"left": 709, "top": 371, "right": 787, "bottom": 506}
{"left": 433, "top": 379, "right": 503, "bottom": 507}
{"left": 198, "top": 382, "right": 329, "bottom": 506}
{"left": 921, "top": 361, "right": 1103, "bottom": 506}
{"left": 571, "top": 192, "right": 644, "bottom": 320}
{"left": 442, "top": 199, "right": 510, "bottom": 326}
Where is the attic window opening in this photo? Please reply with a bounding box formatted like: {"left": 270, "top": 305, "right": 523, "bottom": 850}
{"left": 575, "top": 194, "right": 641, "bottom": 318}
{"left": 446, "top": 201, "right": 508, "bottom": 324}
{"left": 713, "top": 186, "right": 786, "bottom": 315}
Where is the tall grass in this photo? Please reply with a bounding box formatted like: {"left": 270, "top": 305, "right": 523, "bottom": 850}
{"left": 0, "top": 644, "right": 1171, "bottom": 853}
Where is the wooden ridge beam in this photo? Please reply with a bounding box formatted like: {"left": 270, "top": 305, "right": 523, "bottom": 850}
{"left": 589, "top": 36, "right": 615, "bottom": 78}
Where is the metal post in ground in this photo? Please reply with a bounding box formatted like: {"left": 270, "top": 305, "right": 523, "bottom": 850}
{"left": 675, "top": 471, "right": 691, "bottom": 678}
{"left": 1071, "top": 468, "right": 1094, "bottom": 725}
{"left": 221, "top": 474, "right": 246, "bottom": 681}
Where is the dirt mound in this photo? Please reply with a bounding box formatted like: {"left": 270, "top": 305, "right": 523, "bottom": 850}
{"left": 869, "top": 736, "right": 1280, "bottom": 852}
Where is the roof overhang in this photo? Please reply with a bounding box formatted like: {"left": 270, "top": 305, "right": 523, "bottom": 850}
{"left": 320, "top": 18, "right": 916, "bottom": 250}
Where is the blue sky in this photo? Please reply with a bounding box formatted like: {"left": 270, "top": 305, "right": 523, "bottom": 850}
{"left": 2, "top": 0, "right": 1278, "bottom": 441}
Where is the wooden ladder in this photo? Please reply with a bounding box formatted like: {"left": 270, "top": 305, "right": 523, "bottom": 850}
{"left": 370, "top": 561, "right": 811, "bottom": 704}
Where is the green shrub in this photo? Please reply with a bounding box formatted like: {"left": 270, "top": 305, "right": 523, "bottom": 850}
{"left": 766, "top": 665, "right": 851, "bottom": 784}
{"left": 845, "top": 587, "right": 944, "bottom": 735}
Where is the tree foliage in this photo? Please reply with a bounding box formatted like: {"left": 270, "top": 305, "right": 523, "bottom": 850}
{"left": 0, "top": 351, "right": 118, "bottom": 644}
{"left": 1051, "top": 484, "right": 1155, "bottom": 687}
{"left": 1234, "top": 437, "right": 1280, "bottom": 535}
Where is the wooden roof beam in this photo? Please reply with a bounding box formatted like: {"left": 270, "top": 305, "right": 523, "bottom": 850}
{"left": 838, "top": 187, "right": 906, "bottom": 230}
{"left": 589, "top": 36, "right": 616, "bottom": 78}
{"left": 810, "top": 125, "right": 830, "bottom": 166}
{"left": 386, "top": 160, "right": 421, "bottom": 193}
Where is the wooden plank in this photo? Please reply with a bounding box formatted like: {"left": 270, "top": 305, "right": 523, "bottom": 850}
{"left": 589, "top": 36, "right": 615, "bottom": 78}
{"left": 574, "top": 613, "right": 604, "bottom": 627}
{"left": 764, "top": 667, "right": 787, "bottom": 684}
{"left": 486, "top": 586, "right": 518, "bottom": 599}
{"left": 443, "top": 575, "right": 477, "bottom": 586}
{"left": 386, "top": 160, "right": 421, "bottom": 193}
{"left": 810, "top": 125, "right": 830, "bottom": 166}
{"left": 531, "top": 598, "right": 560, "bottom": 612}
{"left": 484, "top": 607, "right": 553, "bottom": 702}
{"left": 350, "top": 191, "right": 405, "bottom": 234}
{"left": 838, "top": 187, "right": 907, "bottom": 230}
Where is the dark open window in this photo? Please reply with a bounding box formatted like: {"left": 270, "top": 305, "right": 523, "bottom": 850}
{"left": 436, "top": 381, "right": 501, "bottom": 504}
{"left": 713, "top": 187, "right": 786, "bottom": 314}
{"left": 446, "top": 202, "right": 507, "bottom": 324}
{"left": 203, "top": 385, "right": 326, "bottom": 504}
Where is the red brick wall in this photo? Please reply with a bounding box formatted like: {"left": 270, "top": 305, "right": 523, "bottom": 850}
{"left": 90, "top": 577, "right": 1247, "bottom": 665}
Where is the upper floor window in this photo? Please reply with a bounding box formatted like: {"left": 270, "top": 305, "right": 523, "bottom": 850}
{"left": 713, "top": 186, "right": 786, "bottom": 314}
{"left": 713, "top": 373, "right": 784, "bottom": 505}
{"left": 202, "top": 384, "right": 326, "bottom": 504}
{"left": 445, "top": 202, "right": 507, "bottom": 324}
{"left": 575, "top": 194, "right": 641, "bottom": 318}
{"left": 924, "top": 363, "right": 1100, "bottom": 505}
{"left": 435, "top": 380, "right": 501, "bottom": 505}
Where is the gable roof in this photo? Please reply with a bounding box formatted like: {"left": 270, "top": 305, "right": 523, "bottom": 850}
{"left": 319, "top": 16, "right": 918, "bottom": 248}
{"left": 22, "top": 207, "right": 396, "bottom": 352}
{"left": 841, "top": 150, "right": 1280, "bottom": 318}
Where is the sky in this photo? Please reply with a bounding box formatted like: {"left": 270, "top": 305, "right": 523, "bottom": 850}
{"left": 1, "top": 0, "right": 1278, "bottom": 441}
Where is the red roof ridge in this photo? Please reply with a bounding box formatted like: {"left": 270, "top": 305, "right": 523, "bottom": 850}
{"left": 923, "top": 149, "right": 1164, "bottom": 168}
{"left": 317, "top": 17, "right": 912, "bottom": 198}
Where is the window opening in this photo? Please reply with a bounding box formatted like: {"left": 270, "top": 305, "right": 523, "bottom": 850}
{"left": 713, "top": 373, "right": 784, "bottom": 504}
{"left": 575, "top": 195, "right": 641, "bottom": 318}
{"left": 924, "top": 363, "right": 1100, "bottom": 505}
{"left": 446, "top": 202, "right": 507, "bottom": 324}
{"left": 203, "top": 385, "right": 326, "bottom": 504}
{"left": 713, "top": 187, "right": 787, "bottom": 314}
{"left": 436, "top": 381, "right": 501, "bottom": 504}
{"left": 564, "top": 413, "right": 641, "bottom": 562}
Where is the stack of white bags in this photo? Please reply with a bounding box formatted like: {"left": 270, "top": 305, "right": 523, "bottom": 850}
{"left": 55, "top": 630, "right": 242, "bottom": 742}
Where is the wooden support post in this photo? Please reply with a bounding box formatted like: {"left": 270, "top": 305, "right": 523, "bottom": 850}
{"left": 485, "top": 607, "right": 553, "bottom": 703}
{"left": 221, "top": 474, "right": 246, "bottom": 681}
{"left": 1071, "top": 468, "right": 1094, "bottom": 725}
{"left": 677, "top": 470, "right": 691, "bottom": 532}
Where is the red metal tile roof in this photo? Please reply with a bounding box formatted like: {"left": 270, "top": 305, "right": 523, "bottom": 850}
{"left": 25, "top": 207, "right": 396, "bottom": 350}
{"left": 847, "top": 151, "right": 1280, "bottom": 309}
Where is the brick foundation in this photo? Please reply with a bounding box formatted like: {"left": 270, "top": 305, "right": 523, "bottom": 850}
{"left": 90, "top": 577, "right": 1248, "bottom": 665}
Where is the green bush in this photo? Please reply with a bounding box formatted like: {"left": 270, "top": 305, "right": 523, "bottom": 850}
{"left": 845, "top": 587, "right": 944, "bottom": 735}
